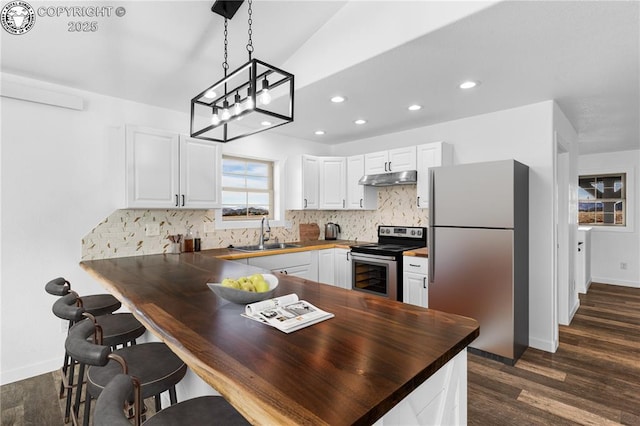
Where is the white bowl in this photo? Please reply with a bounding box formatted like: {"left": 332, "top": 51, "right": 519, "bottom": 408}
{"left": 207, "top": 274, "right": 278, "bottom": 304}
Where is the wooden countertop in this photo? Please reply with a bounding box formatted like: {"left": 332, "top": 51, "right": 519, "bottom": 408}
{"left": 207, "top": 239, "right": 360, "bottom": 260}
{"left": 80, "top": 253, "right": 478, "bottom": 425}
{"left": 403, "top": 247, "right": 429, "bottom": 257}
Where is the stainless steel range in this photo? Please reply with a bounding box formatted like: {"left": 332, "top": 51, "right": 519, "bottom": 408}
{"left": 350, "top": 226, "right": 427, "bottom": 301}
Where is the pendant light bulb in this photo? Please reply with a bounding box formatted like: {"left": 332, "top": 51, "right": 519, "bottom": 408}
{"left": 245, "top": 87, "right": 254, "bottom": 110}
{"left": 211, "top": 105, "right": 220, "bottom": 126}
{"left": 234, "top": 92, "right": 242, "bottom": 116}
{"left": 259, "top": 78, "right": 271, "bottom": 105}
{"left": 221, "top": 100, "right": 231, "bottom": 121}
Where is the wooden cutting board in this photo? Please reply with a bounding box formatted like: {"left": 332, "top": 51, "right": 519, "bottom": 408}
{"left": 299, "top": 223, "right": 320, "bottom": 241}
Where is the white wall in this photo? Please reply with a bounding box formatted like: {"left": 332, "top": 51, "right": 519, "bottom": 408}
{"left": 578, "top": 150, "right": 640, "bottom": 287}
{"left": 332, "top": 101, "right": 559, "bottom": 352}
{"left": 0, "top": 73, "right": 326, "bottom": 384}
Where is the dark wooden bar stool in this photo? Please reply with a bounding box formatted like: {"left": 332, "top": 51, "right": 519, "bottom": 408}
{"left": 45, "top": 277, "right": 123, "bottom": 404}
{"left": 65, "top": 320, "right": 188, "bottom": 426}
{"left": 95, "top": 373, "right": 250, "bottom": 426}
{"left": 52, "top": 293, "right": 146, "bottom": 423}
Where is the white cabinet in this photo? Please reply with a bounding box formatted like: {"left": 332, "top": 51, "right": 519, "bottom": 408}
{"left": 403, "top": 256, "right": 428, "bottom": 308}
{"left": 346, "top": 155, "right": 377, "bottom": 210}
{"left": 318, "top": 249, "right": 336, "bottom": 285}
{"left": 319, "top": 157, "right": 346, "bottom": 210}
{"left": 125, "top": 125, "right": 221, "bottom": 209}
{"left": 365, "top": 147, "right": 417, "bottom": 175}
{"left": 576, "top": 227, "right": 592, "bottom": 294}
{"left": 334, "top": 248, "right": 352, "bottom": 290}
{"left": 248, "top": 251, "right": 318, "bottom": 281}
{"left": 286, "top": 155, "right": 319, "bottom": 210}
{"left": 415, "top": 142, "right": 453, "bottom": 208}
{"left": 318, "top": 248, "right": 352, "bottom": 290}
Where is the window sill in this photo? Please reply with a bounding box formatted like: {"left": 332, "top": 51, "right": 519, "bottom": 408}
{"left": 580, "top": 225, "right": 634, "bottom": 233}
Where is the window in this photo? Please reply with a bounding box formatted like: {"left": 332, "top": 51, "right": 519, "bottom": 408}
{"left": 578, "top": 173, "right": 626, "bottom": 226}
{"left": 221, "top": 155, "right": 273, "bottom": 221}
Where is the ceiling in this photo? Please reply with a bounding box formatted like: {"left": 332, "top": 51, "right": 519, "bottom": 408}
{"left": 2, "top": 1, "right": 638, "bottom": 155}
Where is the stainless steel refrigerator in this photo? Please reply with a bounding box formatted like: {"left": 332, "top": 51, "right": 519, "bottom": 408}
{"left": 428, "top": 159, "right": 529, "bottom": 365}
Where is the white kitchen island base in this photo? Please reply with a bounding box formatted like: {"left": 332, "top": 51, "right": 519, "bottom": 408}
{"left": 373, "top": 349, "right": 467, "bottom": 425}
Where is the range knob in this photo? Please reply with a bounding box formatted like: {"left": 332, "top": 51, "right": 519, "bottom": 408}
{"left": 411, "top": 230, "right": 416, "bottom": 235}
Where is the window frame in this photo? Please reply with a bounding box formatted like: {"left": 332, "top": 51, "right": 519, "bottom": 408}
{"left": 220, "top": 155, "right": 274, "bottom": 221}
{"left": 577, "top": 166, "right": 635, "bottom": 233}
{"left": 215, "top": 154, "right": 287, "bottom": 230}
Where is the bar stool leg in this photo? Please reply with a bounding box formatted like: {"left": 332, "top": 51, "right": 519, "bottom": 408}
{"left": 72, "top": 363, "right": 86, "bottom": 425}
{"left": 169, "top": 386, "right": 177, "bottom": 405}
{"left": 63, "top": 358, "right": 77, "bottom": 423}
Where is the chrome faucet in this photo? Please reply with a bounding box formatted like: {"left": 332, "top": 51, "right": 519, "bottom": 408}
{"left": 258, "top": 216, "right": 271, "bottom": 249}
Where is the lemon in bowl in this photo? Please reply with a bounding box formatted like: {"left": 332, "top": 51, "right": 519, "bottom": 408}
{"left": 207, "top": 273, "right": 278, "bottom": 304}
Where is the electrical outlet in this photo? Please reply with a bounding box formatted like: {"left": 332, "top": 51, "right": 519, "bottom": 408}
{"left": 204, "top": 222, "right": 215, "bottom": 234}
{"left": 620, "top": 262, "right": 628, "bottom": 270}
{"left": 145, "top": 223, "right": 160, "bottom": 237}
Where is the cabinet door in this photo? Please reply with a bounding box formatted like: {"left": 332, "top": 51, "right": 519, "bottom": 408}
{"left": 388, "top": 147, "right": 417, "bottom": 172}
{"left": 179, "top": 137, "right": 221, "bottom": 208}
{"left": 302, "top": 155, "right": 319, "bottom": 209}
{"left": 318, "top": 249, "right": 335, "bottom": 285}
{"left": 277, "top": 264, "right": 316, "bottom": 281}
{"left": 416, "top": 142, "right": 451, "bottom": 208}
{"left": 403, "top": 271, "right": 428, "bottom": 307}
{"left": 319, "top": 157, "right": 346, "bottom": 210}
{"left": 364, "top": 151, "right": 389, "bottom": 175}
{"left": 126, "top": 126, "right": 179, "bottom": 208}
{"left": 346, "top": 155, "right": 365, "bottom": 209}
{"left": 334, "top": 248, "right": 352, "bottom": 290}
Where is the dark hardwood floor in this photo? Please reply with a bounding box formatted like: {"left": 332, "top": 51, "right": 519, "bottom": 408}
{"left": 2, "top": 282, "right": 639, "bottom": 425}
{"left": 469, "top": 282, "right": 640, "bottom": 425}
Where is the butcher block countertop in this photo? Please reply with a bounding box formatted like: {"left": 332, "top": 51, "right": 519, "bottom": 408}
{"left": 80, "top": 253, "right": 478, "bottom": 425}
{"left": 210, "top": 239, "right": 360, "bottom": 260}
{"left": 403, "top": 247, "right": 429, "bottom": 257}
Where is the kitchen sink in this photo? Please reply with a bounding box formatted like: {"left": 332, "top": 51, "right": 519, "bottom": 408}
{"left": 232, "top": 243, "right": 302, "bottom": 252}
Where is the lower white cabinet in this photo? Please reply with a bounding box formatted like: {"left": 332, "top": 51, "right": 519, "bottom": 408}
{"left": 334, "top": 248, "right": 352, "bottom": 290}
{"left": 403, "top": 256, "right": 428, "bottom": 308}
{"left": 248, "top": 251, "right": 318, "bottom": 282}
{"left": 318, "top": 249, "right": 336, "bottom": 285}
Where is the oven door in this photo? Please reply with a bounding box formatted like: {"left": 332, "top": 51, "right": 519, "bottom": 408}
{"left": 351, "top": 252, "right": 398, "bottom": 300}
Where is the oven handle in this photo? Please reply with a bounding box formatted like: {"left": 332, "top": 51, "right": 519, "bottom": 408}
{"left": 350, "top": 252, "right": 397, "bottom": 262}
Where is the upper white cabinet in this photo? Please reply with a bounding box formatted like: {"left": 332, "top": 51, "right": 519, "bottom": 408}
{"left": 346, "top": 155, "right": 377, "bottom": 210}
{"left": 319, "top": 157, "right": 346, "bottom": 210}
{"left": 125, "top": 125, "right": 221, "bottom": 209}
{"left": 286, "top": 155, "right": 319, "bottom": 210}
{"left": 415, "top": 142, "right": 453, "bottom": 208}
{"left": 365, "top": 147, "right": 417, "bottom": 175}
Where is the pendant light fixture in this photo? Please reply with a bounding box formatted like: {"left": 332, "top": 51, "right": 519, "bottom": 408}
{"left": 190, "top": 0, "right": 295, "bottom": 143}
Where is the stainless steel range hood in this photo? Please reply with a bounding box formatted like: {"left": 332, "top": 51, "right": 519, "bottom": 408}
{"left": 358, "top": 170, "right": 417, "bottom": 186}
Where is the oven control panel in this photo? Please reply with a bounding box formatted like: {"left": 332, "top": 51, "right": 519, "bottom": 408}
{"left": 378, "top": 226, "right": 425, "bottom": 239}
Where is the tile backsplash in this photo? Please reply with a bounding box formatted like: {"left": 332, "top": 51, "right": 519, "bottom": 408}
{"left": 81, "top": 185, "right": 428, "bottom": 260}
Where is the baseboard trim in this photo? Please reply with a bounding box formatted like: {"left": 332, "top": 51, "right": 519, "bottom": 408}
{"left": 591, "top": 276, "right": 640, "bottom": 288}
{"left": 0, "top": 358, "right": 60, "bottom": 386}
{"left": 529, "top": 335, "right": 558, "bottom": 353}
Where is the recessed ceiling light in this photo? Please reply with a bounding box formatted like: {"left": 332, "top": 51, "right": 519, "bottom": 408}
{"left": 354, "top": 119, "right": 367, "bottom": 125}
{"left": 261, "top": 121, "right": 272, "bottom": 126}
{"left": 330, "top": 95, "right": 346, "bottom": 103}
{"left": 408, "top": 104, "right": 422, "bottom": 111}
{"left": 204, "top": 89, "right": 217, "bottom": 99}
{"left": 459, "top": 80, "right": 480, "bottom": 89}
{"left": 315, "top": 130, "right": 326, "bottom": 135}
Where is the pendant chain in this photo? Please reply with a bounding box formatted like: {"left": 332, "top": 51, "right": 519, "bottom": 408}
{"left": 246, "top": 0, "right": 254, "bottom": 60}
{"left": 222, "top": 18, "right": 229, "bottom": 76}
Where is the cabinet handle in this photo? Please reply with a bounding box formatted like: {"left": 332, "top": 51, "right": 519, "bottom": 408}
{"left": 360, "top": 199, "right": 363, "bottom": 208}
{"left": 409, "top": 263, "right": 420, "bottom": 268}
{"left": 346, "top": 251, "right": 350, "bottom": 261}
{"left": 181, "top": 194, "right": 185, "bottom": 207}
{"left": 284, "top": 270, "right": 288, "bottom": 275}
{"left": 417, "top": 196, "right": 420, "bottom": 207}
{"left": 423, "top": 277, "right": 426, "bottom": 289}
{"left": 384, "top": 161, "right": 388, "bottom": 172}
{"left": 304, "top": 199, "right": 307, "bottom": 208}
{"left": 175, "top": 194, "right": 179, "bottom": 207}
{"left": 388, "top": 161, "right": 392, "bottom": 171}
{"left": 343, "top": 199, "right": 345, "bottom": 208}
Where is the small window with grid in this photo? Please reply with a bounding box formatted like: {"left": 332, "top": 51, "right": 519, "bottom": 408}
{"left": 221, "top": 155, "right": 273, "bottom": 220}
{"left": 578, "top": 173, "right": 626, "bottom": 226}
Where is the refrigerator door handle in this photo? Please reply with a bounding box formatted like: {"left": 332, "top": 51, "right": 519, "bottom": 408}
{"left": 428, "top": 227, "right": 435, "bottom": 283}
{"left": 428, "top": 168, "right": 435, "bottom": 284}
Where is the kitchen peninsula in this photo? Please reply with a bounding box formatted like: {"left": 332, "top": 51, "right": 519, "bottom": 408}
{"left": 80, "top": 252, "right": 479, "bottom": 425}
